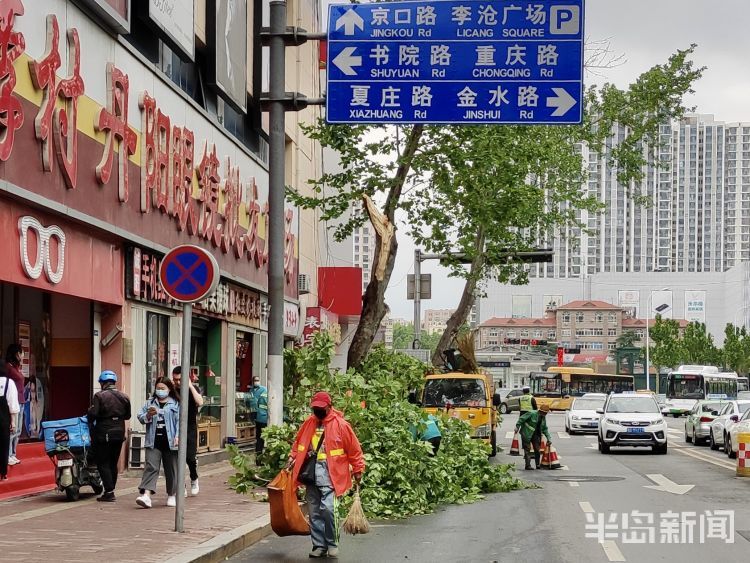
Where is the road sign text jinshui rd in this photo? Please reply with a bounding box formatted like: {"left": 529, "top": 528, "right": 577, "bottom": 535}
{"left": 326, "top": 0, "right": 584, "bottom": 125}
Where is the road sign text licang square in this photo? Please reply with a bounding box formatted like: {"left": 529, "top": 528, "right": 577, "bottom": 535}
{"left": 326, "top": 0, "right": 584, "bottom": 125}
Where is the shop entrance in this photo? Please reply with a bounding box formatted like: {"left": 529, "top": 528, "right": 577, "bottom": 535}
{"left": 0, "top": 284, "right": 92, "bottom": 440}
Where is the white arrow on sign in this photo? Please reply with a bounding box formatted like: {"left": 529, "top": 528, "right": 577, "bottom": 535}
{"left": 546, "top": 87, "right": 577, "bottom": 117}
{"left": 644, "top": 473, "right": 694, "bottom": 495}
{"left": 332, "top": 47, "right": 362, "bottom": 76}
{"left": 335, "top": 9, "right": 364, "bottom": 36}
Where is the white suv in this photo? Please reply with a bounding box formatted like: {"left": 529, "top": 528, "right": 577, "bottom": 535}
{"left": 597, "top": 393, "right": 668, "bottom": 454}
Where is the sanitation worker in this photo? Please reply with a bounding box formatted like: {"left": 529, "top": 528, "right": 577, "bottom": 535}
{"left": 515, "top": 403, "right": 552, "bottom": 470}
{"left": 286, "top": 391, "right": 365, "bottom": 559}
{"left": 519, "top": 385, "right": 538, "bottom": 415}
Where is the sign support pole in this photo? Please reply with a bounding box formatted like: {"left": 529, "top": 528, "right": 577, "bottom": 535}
{"left": 267, "top": 0, "right": 286, "bottom": 426}
{"left": 413, "top": 249, "right": 421, "bottom": 348}
{"left": 175, "top": 302, "right": 192, "bottom": 532}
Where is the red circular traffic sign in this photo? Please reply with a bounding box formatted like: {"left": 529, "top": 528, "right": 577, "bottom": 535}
{"left": 159, "top": 245, "right": 220, "bottom": 303}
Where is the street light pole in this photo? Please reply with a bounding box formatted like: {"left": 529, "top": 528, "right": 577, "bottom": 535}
{"left": 266, "top": 0, "right": 287, "bottom": 426}
{"left": 644, "top": 287, "right": 670, "bottom": 392}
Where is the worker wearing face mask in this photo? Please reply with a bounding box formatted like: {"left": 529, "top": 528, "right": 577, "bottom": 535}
{"left": 286, "top": 392, "right": 365, "bottom": 559}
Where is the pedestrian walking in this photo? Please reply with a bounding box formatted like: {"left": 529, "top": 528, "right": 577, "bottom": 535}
{"left": 87, "top": 370, "right": 131, "bottom": 501}
{"left": 519, "top": 385, "right": 537, "bottom": 415}
{"left": 515, "top": 404, "right": 552, "bottom": 470}
{"left": 247, "top": 376, "right": 268, "bottom": 455}
{"left": 0, "top": 365, "right": 20, "bottom": 480}
{"left": 135, "top": 376, "right": 180, "bottom": 508}
{"left": 287, "top": 391, "right": 365, "bottom": 559}
{"left": 5, "top": 344, "right": 26, "bottom": 466}
{"left": 172, "top": 366, "right": 203, "bottom": 495}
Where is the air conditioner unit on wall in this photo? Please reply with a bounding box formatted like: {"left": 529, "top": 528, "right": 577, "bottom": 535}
{"left": 298, "top": 274, "right": 311, "bottom": 294}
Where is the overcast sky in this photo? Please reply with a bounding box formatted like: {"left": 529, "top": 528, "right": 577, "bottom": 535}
{"left": 377, "top": 0, "right": 750, "bottom": 321}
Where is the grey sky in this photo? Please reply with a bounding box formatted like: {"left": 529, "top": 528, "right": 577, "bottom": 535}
{"left": 383, "top": 0, "right": 750, "bottom": 320}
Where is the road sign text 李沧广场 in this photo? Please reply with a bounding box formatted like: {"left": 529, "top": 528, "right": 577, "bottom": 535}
{"left": 326, "top": 0, "right": 584, "bottom": 124}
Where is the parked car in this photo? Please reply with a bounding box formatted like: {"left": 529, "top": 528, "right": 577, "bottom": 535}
{"left": 727, "top": 408, "right": 750, "bottom": 459}
{"left": 709, "top": 400, "right": 750, "bottom": 450}
{"left": 501, "top": 388, "right": 525, "bottom": 413}
{"left": 565, "top": 396, "right": 606, "bottom": 434}
{"left": 598, "top": 393, "right": 668, "bottom": 454}
{"left": 495, "top": 388, "right": 511, "bottom": 413}
{"left": 684, "top": 400, "right": 724, "bottom": 445}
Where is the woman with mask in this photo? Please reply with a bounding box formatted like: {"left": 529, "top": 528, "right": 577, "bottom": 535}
{"left": 135, "top": 376, "right": 180, "bottom": 508}
{"left": 286, "top": 392, "right": 365, "bottom": 559}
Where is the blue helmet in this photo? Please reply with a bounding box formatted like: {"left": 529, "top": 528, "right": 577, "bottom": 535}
{"left": 99, "top": 370, "right": 118, "bottom": 384}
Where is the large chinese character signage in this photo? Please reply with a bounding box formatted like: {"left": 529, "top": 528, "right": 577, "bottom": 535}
{"left": 326, "top": 0, "right": 584, "bottom": 124}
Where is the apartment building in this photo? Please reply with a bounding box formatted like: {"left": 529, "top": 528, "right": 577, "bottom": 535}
{"left": 529, "top": 114, "right": 750, "bottom": 278}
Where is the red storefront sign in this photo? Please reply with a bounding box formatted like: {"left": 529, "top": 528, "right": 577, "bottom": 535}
{"left": 0, "top": 3, "right": 298, "bottom": 298}
{"left": 0, "top": 201, "right": 122, "bottom": 305}
{"left": 302, "top": 307, "right": 341, "bottom": 347}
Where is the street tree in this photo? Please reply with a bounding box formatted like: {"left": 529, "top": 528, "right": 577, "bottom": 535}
{"left": 391, "top": 323, "right": 441, "bottom": 353}
{"left": 293, "top": 47, "right": 702, "bottom": 370}
{"left": 616, "top": 330, "right": 639, "bottom": 349}
{"left": 681, "top": 322, "right": 722, "bottom": 366}
{"left": 649, "top": 315, "right": 683, "bottom": 379}
{"left": 722, "top": 324, "right": 750, "bottom": 375}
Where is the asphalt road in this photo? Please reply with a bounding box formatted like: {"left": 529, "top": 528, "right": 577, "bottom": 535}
{"left": 231, "top": 413, "right": 750, "bottom": 562}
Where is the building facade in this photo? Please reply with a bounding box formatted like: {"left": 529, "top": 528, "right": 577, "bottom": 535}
{"left": 0, "top": 0, "right": 321, "bottom": 497}
{"left": 479, "top": 300, "right": 689, "bottom": 355}
{"left": 422, "top": 308, "right": 455, "bottom": 334}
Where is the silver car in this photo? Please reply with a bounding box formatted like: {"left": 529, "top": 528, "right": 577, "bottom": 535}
{"left": 566, "top": 396, "right": 606, "bottom": 434}
{"left": 684, "top": 400, "right": 724, "bottom": 445}
{"left": 709, "top": 400, "right": 750, "bottom": 450}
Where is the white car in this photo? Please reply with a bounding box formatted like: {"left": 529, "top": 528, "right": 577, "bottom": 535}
{"left": 598, "top": 393, "right": 668, "bottom": 454}
{"left": 565, "top": 396, "right": 606, "bottom": 434}
{"left": 709, "top": 400, "right": 750, "bottom": 450}
{"left": 726, "top": 409, "right": 750, "bottom": 458}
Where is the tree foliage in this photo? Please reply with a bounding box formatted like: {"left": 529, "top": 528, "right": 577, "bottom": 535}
{"left": 648, "top": 316, "right": 683, "bottom": 373}
{"left": 680, "top": 322, "right": 722, "bottom": 366}
{"left": 227, "top": 332, "right": 526, "bottom": 519}
{"left": 391, "top": 322, "right": 442, "bottom": 352}
{"left": 616, "top": 330, "right": 639, "bottom": 349}
{"left": 722, "top": 324, "right": 750, "bottom": 375}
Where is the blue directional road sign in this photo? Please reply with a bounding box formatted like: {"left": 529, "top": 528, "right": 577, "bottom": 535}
{"left": 326, "top": 0, "right": 584, "bottom": 125}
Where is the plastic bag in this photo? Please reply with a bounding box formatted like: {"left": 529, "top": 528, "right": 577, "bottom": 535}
{"left": 268, "top": 469, "right": 310, "bottom": 536}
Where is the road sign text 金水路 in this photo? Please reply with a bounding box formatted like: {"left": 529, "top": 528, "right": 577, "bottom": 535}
{"left": 326, "top": 0, "right": 584, "bottom": 125}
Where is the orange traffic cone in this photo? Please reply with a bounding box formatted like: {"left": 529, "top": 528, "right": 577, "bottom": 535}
{"left": 540, "top": 434, "right": 548, "bottom": 452}
{"left": 547, "top": 444, "right": 561, "bottom": 469}
{"left": 539, "top": 444, "right": 551, "bottom": 469}
{"left": 509, "top": 430, "right": 521, "bottom": 456}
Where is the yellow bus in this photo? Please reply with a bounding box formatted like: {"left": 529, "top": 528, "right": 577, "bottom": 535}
{"left": 529, "top": 367, "right": 635, "bottom": 410}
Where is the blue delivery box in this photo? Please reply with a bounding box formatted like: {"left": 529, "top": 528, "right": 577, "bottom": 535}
{"left": 41, "top": 416, "right": 92, "bottom": 453}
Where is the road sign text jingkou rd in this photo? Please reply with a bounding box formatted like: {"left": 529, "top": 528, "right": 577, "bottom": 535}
{"left": 326, "top": 0, "right": 584, "bottom": 125}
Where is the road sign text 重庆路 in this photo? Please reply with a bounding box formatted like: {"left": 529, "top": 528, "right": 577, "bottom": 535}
{"left": 326, "top": 0, "right": 584, "bottom": 125}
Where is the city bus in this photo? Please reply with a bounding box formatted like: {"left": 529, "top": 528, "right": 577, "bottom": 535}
{"left": 738, "top": 376, "right": 749, "bottom": 393}
{"left": 529, "top": 367, "right": 635, "bottom": 411}
{"left": 663, "top": 365, "right": 740, "bottom": 417}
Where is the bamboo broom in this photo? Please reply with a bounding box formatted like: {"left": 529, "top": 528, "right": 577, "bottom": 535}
{"left": 342, "top": 484, "right": 370, "bottom": 535}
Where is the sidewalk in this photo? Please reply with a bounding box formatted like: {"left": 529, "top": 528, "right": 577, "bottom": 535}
{"left": 0, "top": 460, "right": 271, "bottom": 563}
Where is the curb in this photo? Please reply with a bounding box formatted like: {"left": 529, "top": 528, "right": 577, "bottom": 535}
{"left": 163, "top": 513, "right": 273, "bottom": 563}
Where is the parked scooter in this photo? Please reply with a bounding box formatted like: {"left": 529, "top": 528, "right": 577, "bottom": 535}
{"left": 41, "top": 416, "right": 103, "bottom": 501}
{"left": 47, "top": 443, "right": 103, "bottom": 501}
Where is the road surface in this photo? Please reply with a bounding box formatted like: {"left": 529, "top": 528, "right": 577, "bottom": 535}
{"left": 231, "top": 413, "right": 750, "bottom": 562}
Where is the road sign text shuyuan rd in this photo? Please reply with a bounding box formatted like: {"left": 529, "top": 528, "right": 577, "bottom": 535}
{"left": 326, "top": 0, "right": 584, "bottom": 125}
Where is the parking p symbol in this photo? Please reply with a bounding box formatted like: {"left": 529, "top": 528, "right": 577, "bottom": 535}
{"left": 550, "top": 6, "right": 580, "bottom": 35}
